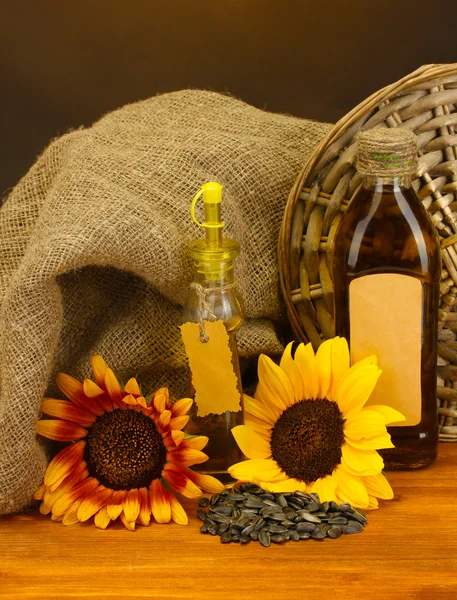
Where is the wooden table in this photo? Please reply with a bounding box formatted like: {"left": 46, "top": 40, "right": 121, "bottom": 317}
{"left": 1, "top": 445, "right": 457, "bottom": 600}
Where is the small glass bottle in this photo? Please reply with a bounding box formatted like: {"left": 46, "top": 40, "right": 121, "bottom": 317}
{"left": 332, "top": 128, "right": 441, "bottom": 469}
{"left": 183, "top": 182, "right": 245, "bottom": 482}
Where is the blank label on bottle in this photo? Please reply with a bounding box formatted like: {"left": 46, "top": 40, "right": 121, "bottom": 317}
{"left": 180, "top": 320, "right": 242, "bottom": 418}
{"left": 349, "top": 274, "right": 422, "bottom": 426}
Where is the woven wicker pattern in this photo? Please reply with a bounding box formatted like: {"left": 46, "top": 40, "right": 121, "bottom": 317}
{"left": 279, "top": 64, "right": 457, "bottom": 442}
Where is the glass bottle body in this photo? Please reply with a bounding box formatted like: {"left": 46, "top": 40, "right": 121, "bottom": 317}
{"left": 183, "top": 262, "right": 245, "bottom": 481}
{"left": 333, "top": 175, "right": 441, "bottom": 469}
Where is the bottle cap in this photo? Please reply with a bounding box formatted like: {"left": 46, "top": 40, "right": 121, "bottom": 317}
{"left": 189, "top": 182, "right": 239, "bottom": 279}
{"left": 356, "top": 128, "right": 418, "bottom": 177}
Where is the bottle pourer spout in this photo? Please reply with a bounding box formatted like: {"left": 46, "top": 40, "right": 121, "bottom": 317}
{"left": 191, "top": 182, "right": 224, "bottom": 246}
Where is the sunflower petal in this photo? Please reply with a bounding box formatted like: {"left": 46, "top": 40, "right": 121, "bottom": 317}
{"left": 52, "top": 477, "right": 100, "bottom": 517}
{"left": 158, "top": 410, "right": 172, "bottom": 429}
{"left": 83, "top": 379, "right": 104, "bottom": 398}
{"left": 257, "top": 478, "right": 307, "bottom": 493}
{"left": 44, "top": 441, "right": 86, "bottom": 487}
{"left": 328, "top": 337, "right": 350, "bottom": 401}
{"left": 153, "top": 388, "right": 170, "bottom": 413}
{"left": 55, "top": 373, "right": 103, "bottom": 416}
{"left": 34, "top": 483, "right": 46, "bottom": 501}
{"left": 244, "top": 394, "right": 277, "bottom": 426}
{"left": 347, "top": 434, "right": 395, "bottom": 450}
{"left": 106, "top": 490, "right": 126, "bottom": 521}
{"left": 150, "top": 479, "right": 172, "bottom": 523}
{"left": 231, "top": 425, "right": 271, "bottom": 459}
{"left": 179, "top": 435, "right": 209, "bottom": 451}
{"left": 137, "top": 487, "right": 151, "bottom": 527}
{"left": 40, "top": 399, "right": 95, "bottom": 428}
{"left": 120, "top": 513, "right": 136, "bottom": 531}
{"left": 77, "top": 486, "right": 113, "bottom": 522}
{"left": 335, "top": 466, "right": 369, "bottom": 508}
{"left": 336, "top": 364, "right": 382, "bottom": 417}
{"left": 36, "top": 420, "right": 87, "bottom": 442}
{"left": 314, "top": 338, "right": 333, "bottom": 399}
{"left": 257, "top": 354, "right": 294, "bottom": 411}
{"left": 344, "top": 409, "right": 389, "bottom": 440}
{"left": 362, "top": 473, "right": 394, "bottom": 500}
{"left": 185, "top": 470, "right": 225, "bottom": 494}
{"left": 341, "top": 443, "right": 384, "bottom": 476}
{"left": 91, "top": 355, "right": 108, "bottom": 387}
{"left": 227, "top": 458, "right": 284, "bottom": 483}
{"left": 42, "top": 461, "right": 88, "bottom": 510}
{"left": 279, "top": 342, "right": 304, "bottom": 402}
{"left": 94, "top": 506, "right": 111, "bottom": 529}
{"left": 162, "top": 465, "right": 202, "bottom": 498}
{"left": 171, "top": 397, "right": 193, "bottom": 417}
{"left": 366, "top": 405, "right": 406, "bottom": 425}
{"left": 124, "top": 377, "right": 141, "bottom": 396}
{"left": 62, "top": 505, "right": 81, "bottom": 526}
{"left": 169, "top": 493, "right": 188, "bottom": 525}
{"left": 171, "top": 430, "right": 186, "bottom": 447}
{"left": 294, "top": 343, "right": 318, "bottom": 400}
{"left": 244, "top": 412, "right": 272, "bottom": 440}
{"left": 123, "top": 488, "right": 141, "bottom": 523}
{"left": 367, "top": 495, "right": 379, "bottom": 510}
{"left": 310, "top": 473, "right": 338, "bottom": 502}
{"left": 104, "top": 368, "right": 123, "bottom": 403}
{"left": 169, "top": 415, "right": 189, "bottom": 431}
{"left": 168, "top": 449, "right": 209, "bottom": 467}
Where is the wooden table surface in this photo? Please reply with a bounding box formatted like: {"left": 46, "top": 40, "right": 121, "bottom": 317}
{"left": 1, "top": 445, "right": 457, "bottom": 600}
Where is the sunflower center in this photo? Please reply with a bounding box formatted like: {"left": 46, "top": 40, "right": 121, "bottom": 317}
{"left": 84, "top": 408, "right": 167, "bottom": 490}
{"left": 270, "top": 398, "right": 345, "bottom": 483}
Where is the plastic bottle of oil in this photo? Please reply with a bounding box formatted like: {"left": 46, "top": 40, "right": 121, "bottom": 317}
{"left": 332, "top": 128, "right": 441, "bottom": 469}
{"left": 183, "top": 182, "right": 245, "bottom": 481}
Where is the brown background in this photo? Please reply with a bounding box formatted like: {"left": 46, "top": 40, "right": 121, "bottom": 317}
{"left": 1, "top": 0, "right": 456, "bottom": 198}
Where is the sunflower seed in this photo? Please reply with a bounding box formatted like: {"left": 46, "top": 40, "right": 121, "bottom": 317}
{"left": 280, "top": 520, "right": 296, "bottom": 528}
{"left": 289, "top": 530, "right": 300, "bottom": 541}
{"left": 240, "top": 535, "right": 251, "bottom": 544}
{"left": 231, "top": 535, "right": 241, "bottom": 542}
{"left": 283, "top": 508, "right": 298, "bottom": 520}
{"left": 240, "top": 510, "right": 259, "bottom": 518}
{"left": 246, "top": 484, "right": 262, "bottom": 494}
{"left": 198, "top": 497, "right": 210, "bottom": 507}
{"left": 259, "top": 530, "right": 271, "bottom": 547}
{"left": 203, "top": 518, "right": 215, "bottom": 528}
{"left": 253, "top": 517, "right": 266, "bottom": 531}
{"left": 275, "top": 494, "right": 288, "bottom": 508}
{"left": 261, "top": 499, "right": 279, "bottom": 507}
{"left": 319, "top": 501, "right": 329, "bottom": 513}
{"left": 307, "top": 500, "right": 321, "bottom": 513}
{"left": 210, "top": 494, "right": 220, "bottom": 506}
{"left": 311, "top": 526, "right": 327, "bottom": 540}
{"left": 196, "top": 509, "right": 207, "bottom": 521}
{"left": 232, "top": 507, "right": 241, "bottom": 519}
{"left": 268, "top": 525, "right": 288, "bottom": 534}
{"left": 260, "top": 494, "right": 275, "bottom": 502}
{"left": 200, "top": 525, "right": 208, "bottom": 534}
{"left": 343, "top": 521, "right": 364, "bottom": 534}
{"left": 299, "top": 513, "right": 321, "bottom": 524}
{"left": 208, "top": 524, "right": 218, "bottom": 535}
{"left": 210, "top": 513, "right": 230, "bottom": 524}
{"left": 352, "top": 508, "right": 368, "bottom": 524}
{"left": 328, "top": 516, "right": 348, "bottom": 525}
{"left": 296, "top": 522, "right": 316, "bottom": 533}
{"left": 287, "top": 500, "right": 304, "bottom": 511}
{"left": 236, "top": 515, "right": 251, "bottom": 527}
{"left": 229, "top": 493, "right": 246, "bottom": 502}
{"left": 327, "top": 501, "right": 339, "bottom": 512}
{"left": 250, "top": 530, "right": 259, "bottom": 541}
{"left": 328, "top": 527, "right": 343, "bottom": 539}
{"left": 212, "top": 506, "right": 233, "bottom": 516}
{"left": 298, "top": 532, "right": 311, "bottom": 539}
{"left": 271, "top": 535, "right": 287, "bottom": 544}
{"left": 244, "top": 499, "right": 265, "bottom": 510}
{"left": 294, "top": 491, "right": 311, "bottom": 500}
{"left": 241, "top": 524, "right": 255, "bottom": 537}
{"left": 267, "top": 512, "right": 287, "bottom": 521}
{"left": 217, "top": 522, "right": 230, "bottom": 535}
{"left": 339, "top": 502, "right": 354, "bottom": 513}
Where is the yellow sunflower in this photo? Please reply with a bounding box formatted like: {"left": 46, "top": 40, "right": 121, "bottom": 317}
{"left": 228, "top": 337, "right": 404, "bottom": 509}
{"left": 34, "top": 356, "right": 224, "bottom": 530}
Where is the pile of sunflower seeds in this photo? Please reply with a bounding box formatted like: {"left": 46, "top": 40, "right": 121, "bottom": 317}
{"left": 197, "top": 483, "right": 368, "bottom": 546}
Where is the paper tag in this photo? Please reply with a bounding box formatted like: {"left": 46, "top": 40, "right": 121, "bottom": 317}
{"left": 180, "top": 320, "right": 242, "bottom": 417}
{"left": 349, "top": 273, "right": 422, "bottom": 426}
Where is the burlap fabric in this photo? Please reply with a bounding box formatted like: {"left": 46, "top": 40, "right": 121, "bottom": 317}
{"left": 0, "top": 90, "right": 330, "bottom": 515}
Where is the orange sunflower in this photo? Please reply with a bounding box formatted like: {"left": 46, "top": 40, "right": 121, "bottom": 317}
{"left": 34, "top": 356, "right": 224, "bottom": 530}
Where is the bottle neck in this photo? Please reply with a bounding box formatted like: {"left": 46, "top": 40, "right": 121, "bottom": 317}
{"left": 193, "top": 262, "right": 235, "bottom": 287}
{"left": 362, "top": 174, "right": 412, "bottom": 191}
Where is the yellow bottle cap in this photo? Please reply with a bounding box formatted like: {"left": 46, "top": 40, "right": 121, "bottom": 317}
{"left": 189, "top": 182, "right": 239, "bottom": 279}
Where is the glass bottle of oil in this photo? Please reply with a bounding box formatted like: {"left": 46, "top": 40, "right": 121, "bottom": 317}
{"left": 183, "top": 182, "right": 245, "bottom": 482}
{"left": 332, "top": 128, "right": 441, "bottom": 469}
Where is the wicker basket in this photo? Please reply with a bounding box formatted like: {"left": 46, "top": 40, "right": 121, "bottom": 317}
{"left": 279, "top": 63, "right": 457, "bottom": 442}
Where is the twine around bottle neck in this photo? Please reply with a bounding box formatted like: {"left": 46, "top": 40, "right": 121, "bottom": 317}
{"left": 190, "top": 281, "right": 235, "bottom": 343}
{"left": 356, "top": 128, "right": 418, "bottom": 178}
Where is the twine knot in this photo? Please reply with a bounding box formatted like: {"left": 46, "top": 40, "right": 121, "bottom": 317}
{"left": 190, "top": 281, "right": 235, "bottom": 342}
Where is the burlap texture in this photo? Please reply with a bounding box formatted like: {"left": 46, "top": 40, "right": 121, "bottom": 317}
{"left": 0, "top": 90, "right": 331, "bottom": 515}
